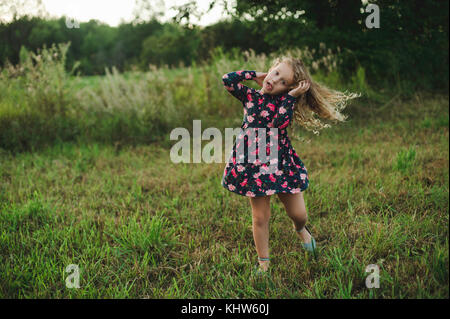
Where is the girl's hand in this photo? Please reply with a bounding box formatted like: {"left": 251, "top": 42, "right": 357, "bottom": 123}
{"left": 288, "top": 80, "right": 310, "bottom": 98}
{"left": 253, "top": 72, "right": 267, "bottom": 87}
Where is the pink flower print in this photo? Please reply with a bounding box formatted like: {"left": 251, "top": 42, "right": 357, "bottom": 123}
{"left": 232, "top": 156, "right": 236, "bottom": 165}
{"left": 278, "top": 106, "right": 286, "bottom": 114}
{"left": 247, "top": 92, "right": 253, "bottom": 100}
{"left": 253, "top": 172, "right": 261, "bottom": 178}
{"left": 267, "top": 122, "right": 273, "bottom": 128}
{"left": 267, "top": 103, "right": 276, "bottom": 111}
{"left": 243, "top": 123, "right": 248, "bottom": 129}
{"left": 231, "top": 168, "right": 237, "bottom": 178}
{"left": 228, "top": 184, "right": 236, "bottom": 191}
{"left": 256, "top": 178, "right": 262, "bottom": 186}
{"left": 237, "top": 83, "right": 243, "bottom": 90}
{"left": 280, "top": 95, "right": 286, "bottom": 101}
{"left": 236, "top": 70, "right": 243, "bottom": 75}
{"left": 269, "top": 174, "right": 276, "bottom": 182}
{"left": 258, "top": 98, "right": 263, "bottom": 104}
{"left": 275, "top": 169, "right": 283, "bottom": 176}
{"left": 244, "top": 108, "right": 247, "bottom": 115}
{"left": 247, "top": 115, "right": 254, "bottom": 123}
{"left": 300, "top": 173, "right": 307, "bottom": 180}
{"left": 246, "top": 101, "right": 254, "bottom": 108}
{"left": 237, "top": 165, "right": 245, "bottom": 172}
{"left": 296, "top": 164, "right": 301, "bottom": 168}
{"left": 246, "top": 191, "right": 255, "bottom": 197}
{"left": 281, "top": 181, "right": 288, "bottom": 188}
{"left": 265, "top": 189, "right": 276, "bottom": 195}
{"left": 280, "top": 120, "right": 290, "bottom": 129}
{"left": 291, "top": 188, "right": 301, "bottom": 194}
{"left": 253, "top": 159, "right": 261, "bottom": 166}
{"left": 240, "top": 178, "right": 248, "bottom": 187}
{"left": 260, "top": 110, "right": 269, "bottom": 117}
{"left": 245, "top": 72, "right": 252, "bottom": 79}
{"left": 222, "top": 74, "right": 228, "bottom": 79}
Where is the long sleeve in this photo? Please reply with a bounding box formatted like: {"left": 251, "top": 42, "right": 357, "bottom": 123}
{"left": 270, "top": 93, "right": 297, "bottom": 129}
{"left": 222, "top": 70, "right": 257, "bottom": 103}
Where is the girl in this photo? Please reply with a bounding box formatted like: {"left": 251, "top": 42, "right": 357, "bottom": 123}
{"left": 221, "top": 56, "right": 360, "bottom": 275}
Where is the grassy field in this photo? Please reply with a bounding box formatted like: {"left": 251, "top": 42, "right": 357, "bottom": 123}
{"left": 0, "top": 44, "right": 448, "bottom": 298}
{"left": 0, "top": 90, "right": 448, "bottom": 298}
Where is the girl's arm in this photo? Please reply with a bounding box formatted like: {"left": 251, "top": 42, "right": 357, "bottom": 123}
{"left": 270, "top": 93, "right": 297, "bottom": 129}
{"left": 222, "top": 70, "right": 257, "bottom": 103}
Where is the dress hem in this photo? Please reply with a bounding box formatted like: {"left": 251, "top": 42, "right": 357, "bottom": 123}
{"left": 221, "top": 180, "right": 308, "bottom": 197}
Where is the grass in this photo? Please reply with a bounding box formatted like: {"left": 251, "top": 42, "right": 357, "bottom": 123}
{"left": 0, "top": 43, "right": 448, "bottom": 298}
{"left": 0, "top": 92, "right": 448, "bottom": 298}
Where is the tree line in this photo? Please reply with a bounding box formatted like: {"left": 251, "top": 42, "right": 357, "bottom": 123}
{"left": 0, "top": 0, "right": 448, "bottom": 91}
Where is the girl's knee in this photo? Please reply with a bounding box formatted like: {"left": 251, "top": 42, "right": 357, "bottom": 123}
{"left": 252, "top": 209, "right": 270, "bottom": 226}
{"left": 288, "top": 209, "right": 307, "bottom": 223}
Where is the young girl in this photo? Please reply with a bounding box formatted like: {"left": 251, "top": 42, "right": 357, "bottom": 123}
{"left": 221, "top": 56, "right": 360, "bottom": 275}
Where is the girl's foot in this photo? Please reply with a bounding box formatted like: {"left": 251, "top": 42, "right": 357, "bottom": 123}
{"left": 293, "top": 224, "right": 317, "bottom": 257}
{"left": 293, "top": 223, "right": 312, "bottom": 244}
{"left": 258, "top": 260, "right": 270, "bottom": 272}
{"left": 254, "top": 257, "right": 270, "bottom": 275}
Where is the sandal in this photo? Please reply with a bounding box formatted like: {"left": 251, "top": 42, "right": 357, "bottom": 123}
{"left": 294, "top": 224, "right": 317, "bottom": 259}
{"left": 253, "top": 257, "right": 270, "bottom": 277}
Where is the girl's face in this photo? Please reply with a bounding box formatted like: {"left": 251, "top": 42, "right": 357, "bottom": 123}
{"left": 262, "top": 62, "right": 296, "bottom": 96}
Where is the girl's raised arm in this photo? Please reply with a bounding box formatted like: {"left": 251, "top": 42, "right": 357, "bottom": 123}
{"left": 222, "top": 70, "right": 257, "bottom": 103}
{"left": 269, "top": 93, "right": 297, "bottom": 129}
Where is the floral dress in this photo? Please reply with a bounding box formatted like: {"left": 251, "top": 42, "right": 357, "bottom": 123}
{"left": 221, "top": 70, "right": 310, "bottom": 197}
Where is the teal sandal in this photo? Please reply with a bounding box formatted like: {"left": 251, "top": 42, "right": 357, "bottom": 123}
{"left": 253, "top": 257, "right": 270, "bottom": 277}
{"left": 294, "top": 225, "right": 317, "bottom": 259}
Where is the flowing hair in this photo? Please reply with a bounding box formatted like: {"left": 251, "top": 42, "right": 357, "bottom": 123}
{"left": 268, "top": 56, "right": 361, "bottom": 136}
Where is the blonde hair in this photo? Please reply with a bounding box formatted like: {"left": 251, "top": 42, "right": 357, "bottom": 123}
{"left": 268, "top": 56, "right": 361, "bottom": 136}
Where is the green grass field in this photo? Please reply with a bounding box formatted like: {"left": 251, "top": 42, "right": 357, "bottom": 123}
{"left": 0, "top": 45, "right": 448, "bottom": 298}
{"left": 0, "top": 90, "right": 448, "bottom": 298}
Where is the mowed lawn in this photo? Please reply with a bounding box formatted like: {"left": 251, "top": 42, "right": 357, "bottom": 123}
{"left": 0, "top": 92, "right": 448, "bottom": 298}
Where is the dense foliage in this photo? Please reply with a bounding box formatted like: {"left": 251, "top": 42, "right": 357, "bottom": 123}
{"left": 0, "top": 0, "right": 448, "bottom": 91}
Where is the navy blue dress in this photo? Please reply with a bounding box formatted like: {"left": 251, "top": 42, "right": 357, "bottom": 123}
{"left": 221, "top": 70, "right": 310, "bottom": 197}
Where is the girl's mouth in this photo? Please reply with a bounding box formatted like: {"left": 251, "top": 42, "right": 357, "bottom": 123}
{"left": 266, "top": 82, "right": 272, "bottom": 90}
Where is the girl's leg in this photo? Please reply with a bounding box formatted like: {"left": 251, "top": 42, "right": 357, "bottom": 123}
{"left": 249, "top": 195, "right": 272, "bottom": 271}
{"left": 276, "top": 191, "right": 312, "bottom": 244}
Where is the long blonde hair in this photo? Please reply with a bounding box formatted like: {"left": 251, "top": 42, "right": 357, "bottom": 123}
{"left": 268, "top": 56, "right": 361, "bottom": 136}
